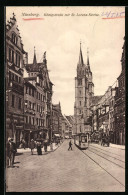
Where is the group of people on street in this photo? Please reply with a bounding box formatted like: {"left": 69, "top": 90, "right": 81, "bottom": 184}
{"left": 6, "top": 137, "right": 17, "bottom": 168}
{"left": 29, "top": 139, "right": 54, "bottom": 155}
{"left": 6, "top": 137, "right": 72, "bottom": 168}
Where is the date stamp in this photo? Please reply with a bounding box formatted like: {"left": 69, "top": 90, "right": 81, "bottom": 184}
{"left": 101, "top": 11, "right": 125, "bottom": 19}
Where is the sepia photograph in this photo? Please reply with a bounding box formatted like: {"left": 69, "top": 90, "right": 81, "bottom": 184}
{"left": 5, "top": 6, "right": 125, "bottom": 192}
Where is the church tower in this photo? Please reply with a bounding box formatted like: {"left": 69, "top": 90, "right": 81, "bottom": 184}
{"left": 74, "top": 43, "right": 94, "bottom": 135}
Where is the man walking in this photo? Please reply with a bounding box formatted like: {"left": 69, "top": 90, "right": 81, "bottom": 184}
{"left": 68, "top": 139, "right": 73, "bottom": 151}
{"left": 30, "top": 139, "right": 35, "bottom": 155}
{"left": 6, "top": 137, "right": 16, "bottom": 167}
{"left": 11, "top": 138, "right": 17, "bottom": 164}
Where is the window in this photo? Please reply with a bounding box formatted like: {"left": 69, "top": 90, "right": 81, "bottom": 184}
{"left": 80, "top": 126, "right": 81, "bottom": 132}
{"left": 29, "top": 116, "right": 31, "bottom": 124}
{"left": 19, "top": 77, "right": 21, "bottom": 84}
{"left": 29, "top": 87, "right": 31, "bottom": 95}
{"left": 18, "top": 98, "right": 22, "bottom": 109}
{"left": 32, "top": 117, "right": 34, "bottom": 125}
{"left": 12, "top": 33, "right": 18, "bottom": 45}
{"left": 33, "top": 103, "right": 35, "bottom": 110}
{"left": 80, "top": 101, "right": 81, "bottom": 106}
{"left": 36, "top": 118, "right": 38, "bottom": 125}
{"left": 79, "top": 110, "right": 81, "bottom": 114}
{"left": 25, "top": 100, "right": 28, "bottom": 108}
{"left": 25, "top": 116, "right": 28, "bottom": 124}
{"left": 12, "top": 94, "right": 15, "bottom": 107}
{"left": 9, "top": 48, "right": 12, "bottom": 62}
{"left": 15, "top": 75, "right": 18, "bottom": 82}
{"left": 16, "top": 53, "right": 18, "bottom": 66}
{"left": 32, "top": 89, "right": 34, "bottom": 97}
{"left": 29, "top": 101, "right": 31, "bottom": 109}
{"left": 18, "top": 55, "right": 20, "bottom": 67}
{"left": 26, "top": 86, "right": 28, "bottom": 94}
{"left": 9, "top": 71, "right": 11, "bottom": 81}
{"left": 12, "top": 50, "right": 14, "bottom": 63}
{"left": 12, "top": 73, "right": 14, "bottom": 81}
{"left": 78, "top": 79, "right": 82, "bottom": 86}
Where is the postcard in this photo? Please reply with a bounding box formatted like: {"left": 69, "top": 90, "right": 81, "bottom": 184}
{"left": 5, "top": 6, "right": 125, "bottom": 192}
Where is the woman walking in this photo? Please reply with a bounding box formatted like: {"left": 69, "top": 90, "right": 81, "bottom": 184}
{"left": 37, "top": 141, "right": 42, "bottom": 155}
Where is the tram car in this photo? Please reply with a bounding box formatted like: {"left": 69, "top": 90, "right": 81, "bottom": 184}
{"left": 74, "top": 133, "right": 89, "bottom": 149}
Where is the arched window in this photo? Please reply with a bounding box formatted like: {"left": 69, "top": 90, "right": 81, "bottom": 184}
{"left": 12, "top": 33, "right": 18, "bottom": 45}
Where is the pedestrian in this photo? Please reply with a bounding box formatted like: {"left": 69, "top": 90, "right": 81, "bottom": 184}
{"left": 6, "top": 137, "right": 11, "bottom": 167}
{"left": 21, "top": 138, "right": 26, "bottom": 149}
{"left": 22, "top": 139, "right": 26, "bottom": 149}
{"left": 30, "top": 139, "right": 35, "bottom": 155}
{"left": 6, "top": 137, "right": 16, "bottom": 167}
{"left": 37, "top": 141, "right": 42, "bottom": 155}
{"left": 44, "top": 141, "right": 47, "bottom": 152}
{"left": 68, "top": 139, "right": 72, "bottom": 151}
{"left": 11, "top": 139, "right": 17, "bottom": 164}
{"left": 50, "top": 141, "right": 53, "bottom": 151}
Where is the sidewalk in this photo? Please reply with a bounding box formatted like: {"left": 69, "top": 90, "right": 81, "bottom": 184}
{"left": 17, "top": 142, "right": 62, "bottom": 154}
{"left": 110, "top": 143, "right": 125, "bottom": 150}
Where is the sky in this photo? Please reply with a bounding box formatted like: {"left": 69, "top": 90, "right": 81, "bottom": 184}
{"left": 6, "top": 6, "right": 125, "bottom": 115}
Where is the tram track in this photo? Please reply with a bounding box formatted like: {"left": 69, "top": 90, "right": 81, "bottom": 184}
{"left": 88, "top": 145, "right": 125, "bottom": 163}
{"left": 87, "top": 148, "right": 125, "bottom": 169}
{"left": 80, "top": 149, "right": 125, "bottom": 188}
{"left": 89, "top": 144, "right": 124, "bottom": 157}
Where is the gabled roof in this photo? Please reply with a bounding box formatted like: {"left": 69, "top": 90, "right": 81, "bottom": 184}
{"left": 92, "top": 96, "right": 103, "bottom": 105}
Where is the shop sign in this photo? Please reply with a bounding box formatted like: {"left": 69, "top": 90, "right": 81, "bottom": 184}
{"left": 16, "top": 126, "right": 23, "bottom": 129}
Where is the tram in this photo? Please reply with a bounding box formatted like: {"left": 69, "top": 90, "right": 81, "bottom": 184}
{"left": 74, "top": 133, "right": 89, "bottom": 149}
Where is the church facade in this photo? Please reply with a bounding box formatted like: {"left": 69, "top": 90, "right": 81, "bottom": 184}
{"left": 74, "top": 44, "right": 94, "bottom": 135}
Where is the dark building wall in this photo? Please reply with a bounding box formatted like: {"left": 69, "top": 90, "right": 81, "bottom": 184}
{"left": 6, "top": 14, "right": 27, "bottom": 147}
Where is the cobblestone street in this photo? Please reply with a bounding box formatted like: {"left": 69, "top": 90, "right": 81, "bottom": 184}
{"left": 6, "top": 140, "right": 125, "bottom": 192}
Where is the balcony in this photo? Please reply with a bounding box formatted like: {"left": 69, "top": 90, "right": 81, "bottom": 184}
{"left": 24, "top": 108, "right": 35, "bottom": 115}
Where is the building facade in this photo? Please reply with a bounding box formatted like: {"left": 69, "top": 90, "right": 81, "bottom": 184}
{"left": 52, "top": 103, "right": 63, "bottom": 138}
{"left": 6, "top": 13, "right": 27, "bottom": 147}
{"left": 62, "top": 115, "right": 72, "bottom": 138}
{"left": 74, "top": 44, "right": 94, "bottom": 135}
{"left": 24, "top": 50, "right": 53, "bottom": 143}
{"left": 114, "top": 37, "right": 125, "bottom": 145}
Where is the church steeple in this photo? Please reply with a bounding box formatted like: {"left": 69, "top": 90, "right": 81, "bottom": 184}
{"left": 33, "top": 46, "right": 37, "bottom": 65}
{"left": 78, "top": 42, "right": 84, "bottom": 66}
{"left": 87, "top": 48, "right": 91, "bottom": 71}
{"left": 87, "top": 48, "right": 90, "bottom": 65}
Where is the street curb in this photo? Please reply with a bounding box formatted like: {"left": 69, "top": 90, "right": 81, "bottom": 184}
{"left": 17, "top": 142, "right": 64, "bottom": 155}
{"left": 43, "top": 142, "right": 63, "bottom": 155}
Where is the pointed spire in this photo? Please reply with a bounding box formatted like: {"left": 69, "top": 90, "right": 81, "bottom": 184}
{"left": 78, "top": 41, "right": 84, "bottom": 66}
{"left": 33, "top": 46, "right": 37, "bottom": 65}
{"left": 87, "top": 47, "right": 90, "bottom": 65}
